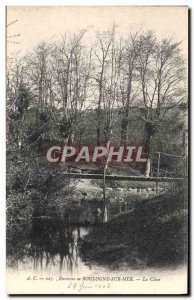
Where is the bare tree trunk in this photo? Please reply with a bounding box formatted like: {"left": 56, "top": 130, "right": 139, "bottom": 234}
{"left": 120, "top": 110, "right": 129, "bottom": 145}
{"left": 96, "top": 125, "right": 101, "bottom": 146}
{"left": 144, "top": 124, "right": 152, "bottom": 177}
{"left": 102, "top": 140, "right": 111, "bottom": 223}
{"left": 96, "top": 74, "right": 103, "bottom": 145}
{"left": 102, "top": 166, "right": 107, "bottom": 222}
{"left": 145, "top": 158, "right": 151, "bottom": 177}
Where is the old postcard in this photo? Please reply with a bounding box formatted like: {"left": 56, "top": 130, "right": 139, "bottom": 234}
{"left": 6, "top": 6, "right": 189, "bottom": 295}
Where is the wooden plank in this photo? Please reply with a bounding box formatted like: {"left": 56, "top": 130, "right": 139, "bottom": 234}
{"left": 63, "top": 173, "right": 184, "bottom": 181}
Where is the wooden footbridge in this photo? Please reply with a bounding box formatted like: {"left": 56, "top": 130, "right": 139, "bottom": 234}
{"left": 63, "top": 173, "right": 184, "bottom": 182}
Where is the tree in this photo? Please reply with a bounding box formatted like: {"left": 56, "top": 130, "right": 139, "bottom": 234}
{"left": 51, "top": 31, "right": 92, "bottom": 144}
{"left": 93, "top": 25, "right": 128, "bottom": 222}
{"left": 136, "top": 32, "right": 186, "bottom": 176}
{"left": 119, "top": 31, "right": 141, "bottom": 144}
{"left": 92, "top": 29, "right": 113, "bottom": 145}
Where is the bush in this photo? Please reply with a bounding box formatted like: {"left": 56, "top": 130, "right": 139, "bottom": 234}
{"left": 80, "top": 188, "right": 188, "bottom": 268}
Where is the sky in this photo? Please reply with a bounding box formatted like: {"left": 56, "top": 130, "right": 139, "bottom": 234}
{"left": 6, "top": 6, "right": 188, "bottom": 61}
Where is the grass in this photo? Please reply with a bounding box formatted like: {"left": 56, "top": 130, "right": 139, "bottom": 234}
{"left": 79, "top": 187, "right": 188, "bottom": 269}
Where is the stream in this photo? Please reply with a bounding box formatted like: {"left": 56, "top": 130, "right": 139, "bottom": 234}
{"left": 7, "top": 180, "right": 158, "bottom": 276}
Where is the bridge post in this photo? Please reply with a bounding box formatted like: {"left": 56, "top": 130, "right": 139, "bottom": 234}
{"left": 156, "top": 152, "right": 161, "bottom": 194}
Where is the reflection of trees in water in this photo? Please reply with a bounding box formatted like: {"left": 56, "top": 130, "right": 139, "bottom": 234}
{"left": 30, "top": 215, "right": 80, "bottom": 273}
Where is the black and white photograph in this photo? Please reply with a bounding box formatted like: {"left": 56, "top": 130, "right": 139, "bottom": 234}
{"left": 6, "top": 6, "right": 189, "bottom": 295}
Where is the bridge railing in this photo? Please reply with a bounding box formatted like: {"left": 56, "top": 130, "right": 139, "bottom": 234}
{"left": 63, "top": 151, "right": 187, "bottom": 194}
{"left": 150, "top": 151, "right": 187, "bottom": 193}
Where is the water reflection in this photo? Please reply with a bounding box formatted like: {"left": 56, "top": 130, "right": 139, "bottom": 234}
{"left": 7, "top": 190, "right": 156, "bottom": 274}
{"left": 7, "top": 213, "right": 90, "bottom": 275}
{"left": 30, "top": 216, "right": 80, "bottom": 273}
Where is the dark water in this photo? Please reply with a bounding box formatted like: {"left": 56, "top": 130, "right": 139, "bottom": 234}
{"left": 7, "top": 214, "right": 91, "bottom": 275}
{"left": 30, "top": 216, "right": 83, "bottom": 272}
{"left": 7, "top": 190, "right": 156, "bottom": 274}
{"left": 7, "top": 212, "right": 187, "bottom": 295}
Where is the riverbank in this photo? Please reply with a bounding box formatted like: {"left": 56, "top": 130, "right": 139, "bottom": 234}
{"left": 80, "top": 187, "right": 188, "bottom": 269}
